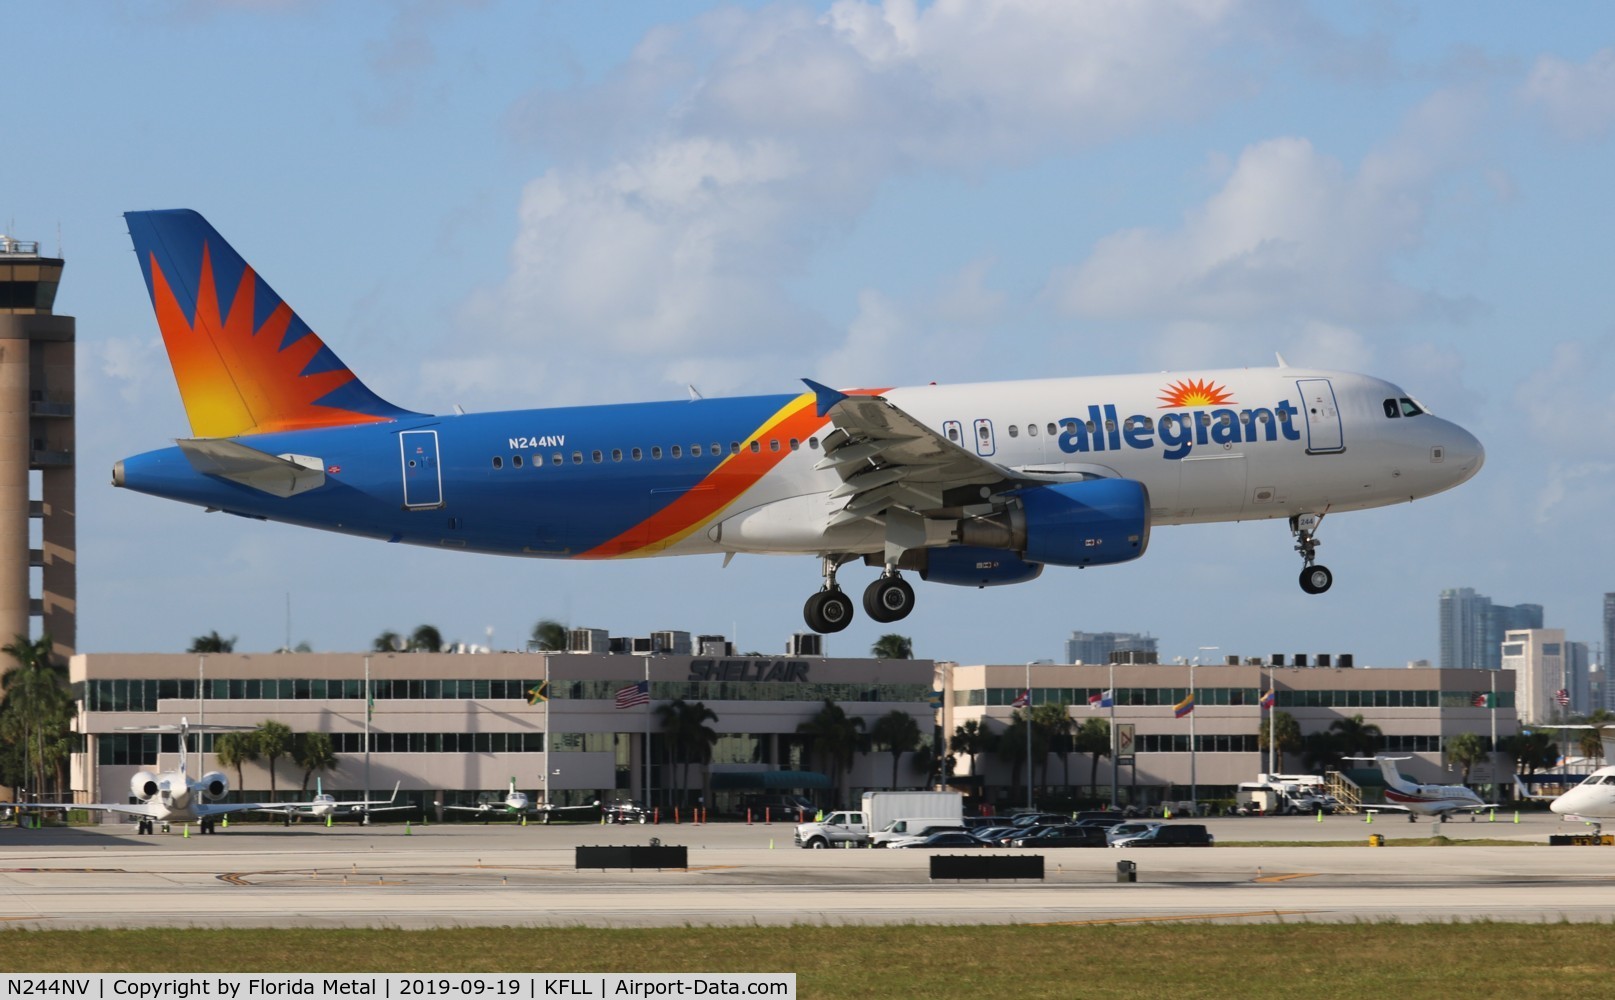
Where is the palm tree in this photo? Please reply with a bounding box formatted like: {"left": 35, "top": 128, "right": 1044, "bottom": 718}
{"left": 1577, "top": 729, "right": 1605, "bottom": 764}
{"left": 1501, "top": 730, "right": 1558, "bottom": 775}
{"left": 1444, "top": 731, "right": 1488, "bottom": 784}
{"left": 213, "top": 731, "right": 259, "bottom": 794}
{"left": 187, "top": 631, "right": 236, "bottom": 653}
{"left": 797, "top": 699, "right": 865, "bottom": 807}
{"left": 292, "top": 731, "right": 337, "bottom": 793}
{"left": 530, "top": 619, "right": 568, "bottom": 652}
{"left": 1031, "top": 702, "right": 1074, "bottom": 789}
{"left": 255, "top": 721, "right": 294, "bottom": 800}
{"left": 1075, "top": 717, "right": 1111, "bottom": 800}
{"left": 2, "top": 633, "right": 67, "bottom": 800}
{"left": 372, "top": 630, "right": 403, "bottom": 653}
{"left": 871, "top": 634, "right": 914, "bottom": 659}
{"left": 1327, "top": 714, "right": 1385, "bottom": 762}
{"left": 949, "top": 720, "right": 990, "bottom": 778}
{"left": 996, "top": 713, "right": 1032, "bottom": 803}
{"left": 656, "top": 699, "right": 719, "bottom": 806}
{"left": 409, "top": 625, "right": 444, "bottom": 653}
{"left": 1259, "top": 710, "right": 1302, "bottom": 771}
{"left": 870, "top": 710, "right": 921, "bottom": 790}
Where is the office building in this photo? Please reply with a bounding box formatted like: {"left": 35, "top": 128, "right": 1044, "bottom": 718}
{"left": 1065, "top": 631, "right": 1158, "bottom": 665}
{"left": 1501, "top": 629, "right": 1568, "bottom": 724}
{"left": 1439, "top": 588, "right": 1542, "bottom": 670}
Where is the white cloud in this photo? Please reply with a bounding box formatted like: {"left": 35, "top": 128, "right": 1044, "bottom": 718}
{"left": 1521, "top": 47, "right": 1615, "bottom": 141}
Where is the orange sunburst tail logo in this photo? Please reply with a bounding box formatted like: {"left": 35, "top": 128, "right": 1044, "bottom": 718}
{"left": 1158, "top": 378, "right": 1237, "bottom": 408}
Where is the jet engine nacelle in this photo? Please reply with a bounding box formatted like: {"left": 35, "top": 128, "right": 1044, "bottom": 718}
{"left": 198, "top": 770, "right": 230, "bottom": 801}
{"left": 920, "top": 546, "right": 1044, "bottom": 588}
{"left": 956, "top": 479, "right": 1150, "bottom": 569}
{"left": 131, "top": 771, "right": 160, "bottom": 800}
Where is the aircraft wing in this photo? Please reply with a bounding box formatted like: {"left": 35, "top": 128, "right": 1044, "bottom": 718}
{"left": 804, "top": 380, "right": 1043, "bottom": 531}
{"left": 15, "top": 802, "right": 156, "bottom": 818}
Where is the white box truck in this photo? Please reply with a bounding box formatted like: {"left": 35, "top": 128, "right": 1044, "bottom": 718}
{"left": 794, "top": 791, "right": 963, "bottom": 849}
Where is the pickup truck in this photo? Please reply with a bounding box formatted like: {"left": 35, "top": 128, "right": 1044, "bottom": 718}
{"left": 794, "top": 810, "right": 868, "bottom": 848}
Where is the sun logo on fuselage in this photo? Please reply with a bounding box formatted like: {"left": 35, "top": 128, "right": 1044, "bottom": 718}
{"left": 1157, "top": 378, "right": 1236, "bottom": 408}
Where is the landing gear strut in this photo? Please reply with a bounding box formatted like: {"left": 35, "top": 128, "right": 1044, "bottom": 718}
{"left": 803, "top": 556, "right": 856, "bottom": 634}
{"left": 1290, "top": 513, "right": 1333, "bottom": 595}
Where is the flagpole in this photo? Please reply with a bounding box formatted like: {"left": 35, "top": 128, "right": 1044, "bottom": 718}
{"left": 1190, "top": 657, "right": 1197, "bottom": 810}
{"left": 1267, "top": 666, "right": 1275, "bottom": 778}
{"left": 543, "top": 655, "right": 551, "bottom": 811}
{"left": 363, "top": 655, "right": 371, "bottom": 805}
{"left": 644, "top": 658, "right": 652, "bottom": 812}
{"left": 1108, "top": 661, "right": 1117, "bottom": 810}
{"left": 1489, "top": 668, "right": 1497, "bottom": 796}
{"left": 1024, "top": 661, "right": 1033, "bottom": 811}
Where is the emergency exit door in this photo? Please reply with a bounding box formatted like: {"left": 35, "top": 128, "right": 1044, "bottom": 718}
{"left": 400, "top": 430, "right": 444, "bottom": 508}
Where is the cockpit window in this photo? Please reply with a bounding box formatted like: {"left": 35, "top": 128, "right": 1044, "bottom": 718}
{"left": 1383, "top": 399, "right": 1400, "bottom": 419}
{"left": 1399, "top": 398, "right": 1424, "bottom": 417}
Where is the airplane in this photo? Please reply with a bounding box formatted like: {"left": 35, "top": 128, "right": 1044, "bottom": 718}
{"left": 1350, "top": 755, "right": 1494, "bottom": 822}
{"left": 17, "top": 719, "right": 284, "bottom": 835}
{"left": 446, "top": 777, "right": 537, "bottom": 822}
{"left": 1544, "top": 726, "right": 1615, "bottom": 829}
{"left": 113, "top": 210, "right": 1485, "bottom": 634}
{"left": 256, "top": 778, "right": 412, "bottom": 825}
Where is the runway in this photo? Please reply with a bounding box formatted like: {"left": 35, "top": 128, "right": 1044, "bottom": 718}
{"left": 3, "top": 813, "right": 1612, "bottom": 929}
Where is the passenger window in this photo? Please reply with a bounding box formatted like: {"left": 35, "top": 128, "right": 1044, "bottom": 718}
{"left": 591, "top": 450, "right": 603, "bottom": 463}
{"left": 1061, "top": 420, "right": 1077, "bottom": 434}
{"left": 1028, "top": 423, "right": 1038, "bottom": 437}
{"left": 652, "top": 446, "right": 662, "bottom": 459}
{"left": 1007, "top": 425, "right": 1019, "bottom": 438}
{"left": 691, "top": 444, "right": 702, "bottom": 457}
{"left": 735, "top": 441, "right": 745, "bottom": 454}
{"left": 671, "top": 445, "right": 682, "bottom": 459}
{"left": 947, "top": 426, "right": 960, "bottom": 442}
{"left": 612, "top": 449, "right": 622, "bottom": 462}
{"left": 512, "top": 455, "right": 523, "bottom": 468}
{"left": 808, "top": 437, "right": 819, "bottom": 450}
{"left": 631, "top": 448, "right": 642, "bottom": 461}
{"left": 492, "top": 456, "right": 503, "bottom": 470}
{"left": 1384, "top": 399, "right": 1400, "bottom": 419}
{"left": 1047, "top": 423, "right": 1057, "bottom": 436}
{"left": 532, "top": 454, "right": 542, "bottom": 467}
{"left": 750, "top": 441, "right": 761, "bottom": 453}
{"left": 551, "top": 453, "right": 563, "bottom": 466}
{"left": 770, "top": 439, "right": 780, "bottom": 452}
{"left": 572, "top": 452, "right": 583, "bottom": 465}
{"left": 711, "top": 442, "right": 720, "bottom": 455}
{"left": 789, "top": 438, "right": 800, "bottom": 450}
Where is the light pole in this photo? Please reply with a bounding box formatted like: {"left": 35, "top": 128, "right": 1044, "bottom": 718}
{"left": 1024, "top": 661, "right": 1034, "bottom": 811}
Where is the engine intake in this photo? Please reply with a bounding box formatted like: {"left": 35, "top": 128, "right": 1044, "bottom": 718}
{"left": 199, "top": 770, "right": 230, "bottom": 801}
{"left": 130, "top": 771, "right": 159, "bottom": 800}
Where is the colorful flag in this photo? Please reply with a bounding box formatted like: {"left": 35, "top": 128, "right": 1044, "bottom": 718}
{"left": 1174, "top": 693, "right": 1195, "bottom": 718}
{"left": 615, "top": 680, "right": 650, "bottom": 709}
{"left": 1011, "top": 689, "right": 1030, "bottom": 709}
{"left": 1472, "top": 692, "right": 1495, "bottom": 709}
{"left": 527, "top": 681, "right": 549, "bottom": 706}
{"left": 1088, "top": 689, "right": 1114, "bottom": 709}
{"left": 1260, "top": 689, "right": 1276, "bottom": 710}
{"left": 1556, "top": 688, "right": 1570, "bottom": 708}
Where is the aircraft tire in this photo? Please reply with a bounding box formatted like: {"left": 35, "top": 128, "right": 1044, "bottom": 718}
{"left": 864, "top": 576, "right": 915, "bottom": 624}
{"left": 1299, "top": 565, "right": 1333, "bottom": 594}
{"left": 804, "top": 590, "right": 855, "bottom": 634}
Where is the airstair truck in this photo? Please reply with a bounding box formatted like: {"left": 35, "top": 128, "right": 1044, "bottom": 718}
{"left": 795, "top": 791, "right": 963, "bottom": 848}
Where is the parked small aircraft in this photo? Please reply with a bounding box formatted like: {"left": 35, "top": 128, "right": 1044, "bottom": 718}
{"left": 258, "top": 778, "right": 411, "bottom": 825}
{"left": 1351, "top": 755, "right": 1493, "bottom": 822}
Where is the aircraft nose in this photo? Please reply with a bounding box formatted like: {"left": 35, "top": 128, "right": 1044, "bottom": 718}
{"left": 1439, "top": 422, "right": 1484, "bottom": 483}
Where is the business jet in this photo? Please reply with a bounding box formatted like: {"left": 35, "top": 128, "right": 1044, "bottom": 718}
{"left": 114, "top": 210, "right": 1485, "bottom": 633}
{"left": 1546, "top": 727, "right": 1615, "bottom": 828}
{"left": 19, "top": 719, "right": 281, "bottom": 834}
{"left": 1352, "top": 755, "right": 1494, "bottom": 822}
{"left": 258, "top": 778, "right": 411, "bottom": 825}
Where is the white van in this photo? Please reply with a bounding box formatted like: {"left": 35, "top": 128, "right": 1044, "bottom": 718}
{"left": 871, "top": 816, "right": 967, "bottom": 847}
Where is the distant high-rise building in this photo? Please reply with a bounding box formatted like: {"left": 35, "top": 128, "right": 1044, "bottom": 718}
{"left": 1065, "top": 631, "right": 1157, "bottom": 665}
{"left": 1502, "top": 628, "right": 1568, "bottom": 724}
{"left": 1604, "top": 593, "right": 1615, "bottom": 704}
{"left": 1439, "top": 588, "right": 1543, "bottom": 669}
{"left": 1568, "top": 641, "right": 1591, "bottom": 717}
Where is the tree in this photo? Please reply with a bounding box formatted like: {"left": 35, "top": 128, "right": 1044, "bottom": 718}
{"left": 1577, "top": 729, "right": 1605, "bottom": 764}
{"left": 372, "top": 630, "right": 403, "bottom": 653}
{"left": 213, "top": 731, "right": 259, "bottom": 794}
{"left": 871, "top": 634, "right": 914, "bottom": 659}
{"left": 1501, "top": 730, "right": 1558, "bottom": 775}
{"left": 409, "top": 625, "right": 444, "bottom": 653}
{"left": 2, "top": 634, "right": 68, "bottom": 800}
{"left": 797, "top": 699, "right": 865, "bottom": 807}
{"left": 1259, "top": 711, "right": 1302, "bottom": 771}
{"left": 1031, "top": 702, "right": 1074, "bottom": 789}
{"left": 656, "top": 699, "right": 719, "bottom": 806}
{"left": 1327, "top": 714, "right": 1385, "bottom": 761}
{"left": 187, "top": 631, "right": 236, "bottom": 654}
{"left": 870, "top": 710, "right": 922, "bottom": 790}
{"left": 530, "top": 619, "right": 568, "bottom": 652}
{"left": 1444, "top": 732, "right": 1488, "bottom": 784}
{"left": 949, "top": 720, "right": 991, "bottom": 778}
{"left": 996, "top": 713, "right": 1032, "bottom": 803}
{"left": 1075, "top": 717, "right": 1112, "bottom": 800}
{"left": 292, "top": 731, "right": 337, "bottom": 792}
{"left": 255, "top": 721, "right": 294, "bottom": 799}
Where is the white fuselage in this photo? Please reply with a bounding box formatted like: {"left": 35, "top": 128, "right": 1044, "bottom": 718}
{"left": 1550, "top": 766, "right": 1615, "bottom": 820}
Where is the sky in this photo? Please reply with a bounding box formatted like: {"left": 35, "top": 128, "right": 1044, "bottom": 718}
{"left": 6, "top": 0, "right": 1615, "bottom": 667}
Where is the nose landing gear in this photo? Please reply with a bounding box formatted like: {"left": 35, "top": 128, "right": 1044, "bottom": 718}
{"left": 1291, "top": 513, "right": 1333, "bottom": 594}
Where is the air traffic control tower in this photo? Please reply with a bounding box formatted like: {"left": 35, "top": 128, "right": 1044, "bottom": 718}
{"left": 0, "top": 234, "right": 75, "bottom": 659}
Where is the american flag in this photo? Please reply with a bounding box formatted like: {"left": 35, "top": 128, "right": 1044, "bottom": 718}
{"left": 1556, "top": 688, "right": 1570, "bottom": 708}
{"left": 615, "top": 680, "right": 650, "bottom": 709}
{"left": 1011, "top": 689, "right": 1030, "bottom": 709}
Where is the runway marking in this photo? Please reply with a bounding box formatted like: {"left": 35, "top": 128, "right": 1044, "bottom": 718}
{"left": 1252, "top": 873, "right": 1318, "bottom": 883}
{"left": 1034, "top": 909, "right": 1315, "bottom": 926}
{"left": 0, "top": 867, "right": 129, "bottom": 873}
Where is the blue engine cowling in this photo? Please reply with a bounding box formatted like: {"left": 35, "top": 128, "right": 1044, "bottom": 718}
{"left": 920, "top": 546, "right": 1044, "bottom": 588}
{"left": 1016, "top": 478, "right": 1150, "bottom": 567}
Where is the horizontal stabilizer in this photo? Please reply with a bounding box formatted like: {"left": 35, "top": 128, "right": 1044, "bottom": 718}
{"left": 178, "top": 438, "right": 326, "bottom": 497}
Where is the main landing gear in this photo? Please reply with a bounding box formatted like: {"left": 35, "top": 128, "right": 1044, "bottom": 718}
{"left": 803, "top": 557, "right": 916, "bottom": 633}
{"left": 1291, "top": 512, "right": 1333, "bottom": 595}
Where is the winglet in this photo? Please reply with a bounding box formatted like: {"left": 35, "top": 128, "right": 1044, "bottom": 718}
{"left": 1275, "top": 352, "right": 1290, "bottom": 368}
{"left": 803, "top": 378, "right": 848, "bottom": 417}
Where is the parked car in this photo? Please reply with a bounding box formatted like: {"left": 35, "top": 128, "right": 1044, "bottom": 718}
{"left": 1109, "top": 823, "right": 1214, "bottom": 848}
{"left": 1072, "top": 816, "right": 1126, "bottom": 830}
{"left": 1008, "top": 812, "right": 1074, "bottom": 827}
{"left": 1104, "top": 821, "right": 1162, "bottom": 845}
{"left": 889, "top": 830, "right": 987, "bottom": 849}
{"left": 1010, "top": 825, "right": 1108, "bottom": 848}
